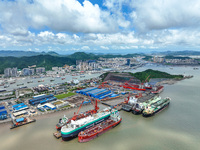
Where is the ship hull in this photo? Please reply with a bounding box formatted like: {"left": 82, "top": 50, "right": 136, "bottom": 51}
{"left": 61, "top": 115, "right": 110, "bottom": 141}
{"left": 132, "top": 109, "right": 143, "bottom": 115}
{"left": 121, "top": 104, "right": 133, "bottom": 112}
{"left": 78, "top": 118, "right": 122, "bottom": 143}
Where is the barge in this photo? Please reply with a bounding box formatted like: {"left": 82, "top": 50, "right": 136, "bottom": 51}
{"left": 10, "top": 117, "right": 36, "bottom": 129}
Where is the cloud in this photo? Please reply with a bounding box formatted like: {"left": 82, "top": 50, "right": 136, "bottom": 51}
{"left": 0, "top": 0, "right": 117, "bottom": 33}
{"left": 1, "top": 0, "right": 200, "bottom": 52}
{"left": 100, "top": 46, "right": 109, "bottom": 50}
{"left": 81, "top": 46, "right": 90, "bottom": 50}
{"left": 131, "top": 0, "right": 200, "bottom": 32}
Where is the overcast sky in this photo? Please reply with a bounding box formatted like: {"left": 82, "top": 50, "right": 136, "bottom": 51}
{"left": 0, "top": 0, "right": 200, "bottom": 54}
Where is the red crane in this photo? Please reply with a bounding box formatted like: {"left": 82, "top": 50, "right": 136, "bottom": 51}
{"left": 71, "top": 101, "right": 84, "bottom": 120}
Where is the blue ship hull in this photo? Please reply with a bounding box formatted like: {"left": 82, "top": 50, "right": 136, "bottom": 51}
{"left": 61, "top": 115, "right": 110, "bottom": 141}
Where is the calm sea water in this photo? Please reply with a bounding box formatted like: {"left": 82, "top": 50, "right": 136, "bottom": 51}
{"left": 0, "top": 66, "right": 200, "bottom": 150}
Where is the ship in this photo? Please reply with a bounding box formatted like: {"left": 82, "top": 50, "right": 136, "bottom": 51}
{"left": 56, "top": 100, "right": 99, "bottom": 130}
{"left": 27, "top": 80, "right": 33, "bottom": 83}
{"left": 122, "top": 84, "right": 146, "bottom": 91}
{"left": 78, "top": 110, "right": 122, "bottom": 143}
{"left": 142, "top": 97, "right": 170, "bottom": 117}
{"left": 61, "top": 108, "right": 114, "bottom": 141}
{"left": 151, "top": 86, "right": 164, "bottom": 94}
{"left": 17, "top": 83, "right": 24, "bottom": 86}
{"left": 38, "top": 80, "right": 44, "bottom": 82}
{"left": 61, "top": 78, "right": 65, "bottom": 80}
{"left": 122, "top": 96, "right": 138, "bottom": 112}
{"left": 132, "top": 96, "right": 161, "bottom": 115}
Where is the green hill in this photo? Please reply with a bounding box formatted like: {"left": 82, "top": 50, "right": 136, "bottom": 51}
{"left": 129, "top": 69, "right": 184, "bottom": 82}
{"left": 0, "top": 55, "right": 75, "bottom": 74}
{"left": 100, "top": 69, "right": 184, "bottom": 82}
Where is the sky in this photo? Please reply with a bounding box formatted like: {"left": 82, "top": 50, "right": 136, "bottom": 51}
{"left": 0, "top": 0, "right": 200, "bottom": 54}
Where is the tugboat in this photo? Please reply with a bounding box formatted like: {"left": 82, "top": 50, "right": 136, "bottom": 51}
{"left": 142, "top": 97, "right": 170, "bottom": 117}
{"left": 78, "top": 110, "right": 122, "bottom": 143}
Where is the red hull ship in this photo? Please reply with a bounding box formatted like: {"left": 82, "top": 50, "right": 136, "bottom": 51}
{"left": 151, "top": 86, "right": 164, "bottom": 94}
{"left": 122, "top": 85, "right": 146, "bottom": 91}
{"left": 78, "top": 111, "right": 122, "bottom": 143}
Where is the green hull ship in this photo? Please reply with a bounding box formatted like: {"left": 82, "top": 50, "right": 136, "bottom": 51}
{"left": 132, "top": 96, "right": 161, "bottom": 115}
{"left": 142, "top": 97, "right": 171, "bottom": 117}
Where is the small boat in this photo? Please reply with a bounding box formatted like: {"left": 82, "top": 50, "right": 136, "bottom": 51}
{"left": 4, "top": 85, "right": 9, "bottom": 88}
{"left": 17, "top": 83, "right": 24, "bottom": 86}
{"left": 38, "top": 80, "right": 44, "bottom": 82}
{"left": 10, "top": 81, "right": 16, "bottom": 84}
{"left": 78, "top": 110, "right": 122, "bottom": 143}
{"left": 27, "top": 80, "right": 33, "bottom": 83}
{"left": 61, "top": 78, "right": 65, "bottom": 80}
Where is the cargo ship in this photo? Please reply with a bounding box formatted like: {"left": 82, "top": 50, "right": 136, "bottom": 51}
{"left": 56, "top": 100, "right": 99, "bottom": 130}
{"left": 132, "top": 96, "right": 161, "bottom": 115}
{"left": 61, "top": 108, "right": 114, "bottom": 141}
{"left": 142, "top": 97, "right": 170, "bottom": 117}
{"left": 78, "top": 110, "right": 122, "bottom": 143}
{"left": 151, "top": 86, "right": 164, "bottom": 94}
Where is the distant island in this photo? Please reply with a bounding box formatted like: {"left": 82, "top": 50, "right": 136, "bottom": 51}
{"left": 100, "top": 69, "right": 184, "bottom": 83}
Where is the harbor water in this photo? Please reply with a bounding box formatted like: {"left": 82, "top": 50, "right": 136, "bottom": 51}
{"left": 0, "top": 66, "right": 200, "bottom": 150}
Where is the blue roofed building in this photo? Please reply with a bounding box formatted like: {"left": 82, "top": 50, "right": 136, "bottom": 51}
{"left": 12, "top": 103, "right": 29, "bottom": 112}
{"left": 29, "top": 94, "right": 57, "bottom": 105}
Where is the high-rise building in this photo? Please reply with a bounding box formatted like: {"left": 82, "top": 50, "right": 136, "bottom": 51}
{"left": 4, "top": 68, "right": 18, "bottom": 77}
{"left": 126, "top": 59, "right": 130, "bottom": 66}
{"left": 22, "top": 68, "right": 35, "bottom": 76}
{"left": 36, "top": 67, "right": 45, "bottom": 74}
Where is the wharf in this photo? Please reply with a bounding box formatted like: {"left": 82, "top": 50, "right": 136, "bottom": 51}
{"left": 101, "top": 102, "right": 122, "bottom": 111}
{"left": 53, "top": 131, "right": 62, "bottom": 139}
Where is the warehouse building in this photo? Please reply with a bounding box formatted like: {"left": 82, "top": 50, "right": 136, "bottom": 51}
{"left": 29, "top": 94, "right": 57, "bottom": 105}
{"left": 12, "top": 103, "right": 29, "bottom": 112}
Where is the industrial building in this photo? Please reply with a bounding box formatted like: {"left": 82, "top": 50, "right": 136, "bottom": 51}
{"left": 29, "top": 94, "right": 57, "bottom": 105}
{"left": 0, "top": 105, "right": 7, "bottom": 119}
{"left": 37, "top": 103, "right": 57, "bottom": 111}
{"left": 12, "top": 103, "right": 29, "bottom": 112}
{"left": 76, "top": 87, "right": 116, "bottom": 100}
{"left": 13, "top": 110, "right": 28, "bottom": 117}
